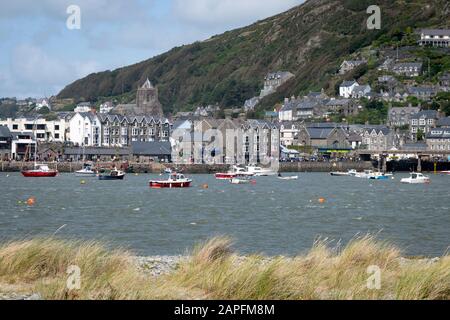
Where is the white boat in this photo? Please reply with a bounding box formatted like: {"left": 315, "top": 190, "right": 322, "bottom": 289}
{"left": 278, "top": 175, "right": 298, "bottom": 180}
{"left": 330, "top": 169, "right": 358, "bottom": 177}
{"left": 215, "top": 166, "right": 254, "bottom": 180}
{"left": 401, "top": 173, "right": 431, "bottom": 184}
{"left": 355, "top": 170, "right": 374, "bottom": 179}
{"left": 230, "top": 177, "right": 252, "bottom": 184}
{"left": 246, "top": 165, "right": 277, "bottom": 177}
{"left": 440, "top": 171, "right": 450, "bottom": 175}
{"left": 369, "top": 172, "right": 391, "bottom": 180}
{"left": 75, "top": 164, "right": 96, "bottom": 177}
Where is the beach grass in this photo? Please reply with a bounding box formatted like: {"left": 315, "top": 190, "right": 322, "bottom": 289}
{"left": 0, "top": 236, "right": 448, "bottom": 300}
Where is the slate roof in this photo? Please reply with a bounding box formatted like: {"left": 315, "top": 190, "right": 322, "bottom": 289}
{"left": 437, "top": 117, "right": 450, "bottom": 127}
{"left": 341, "top": 80, "right": 358, "bottom": 87}
{"left": 421, "top": 29, "right": 450, "bottom": 36}
{"left": 306, "top": 127, "right": 335, "bottom": 139}
{"left": 131, "top": 141, "right": 172, "bottom": 156}
{"left": 0, "top": 125, "right": 11, "bottom": 138}
{"left": 426, "top": 129, "right": 450, "bottom": 139}
{"left": 411, "top": 110, "right": 439, "bottom": 120}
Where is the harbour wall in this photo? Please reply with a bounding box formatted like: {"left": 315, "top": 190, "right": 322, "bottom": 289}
{"left": 0, "top": 161, "right": 375, "bottom": 173}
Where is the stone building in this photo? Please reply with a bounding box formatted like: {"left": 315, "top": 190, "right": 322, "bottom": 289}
{"left": 114, "top": 79, "right": 164, "bottom": 116}
{"left": 388, "top": 106, "right": 420, "bottom": 128}
{"left": 426, "top": 128, "right": 450, "bottom": 151}
{"left": 260, "top": 71, "right": 294, "bottom": 98}
{"left": 99, "top": 114, "right": 170, "bottom": 147}
{"left": 419, "top": 29, "right": 450, "bottom": 47}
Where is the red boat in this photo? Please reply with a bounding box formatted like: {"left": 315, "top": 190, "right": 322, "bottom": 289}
{"left": 149, "top": 173, "right": 192, "bottom": 188}
{"left": 22, "top": 164, "right": 58, "bottom": 177}
{"left": 215, "top": 172, "right": 237, "bottom": 180}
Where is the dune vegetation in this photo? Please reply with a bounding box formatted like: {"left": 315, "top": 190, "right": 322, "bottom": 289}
{"left": 0, "top": 236, "right": 448, "bottom": 300}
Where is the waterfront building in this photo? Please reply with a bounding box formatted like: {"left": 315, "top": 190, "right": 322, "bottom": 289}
{"left": 388, "top": 106, "right": 421, "bottom": 128}
{"left": 131, "top": 141, "right": 172, "bottom": 163}
{"left": 360, "top": 126, "right": 394, "bottom": 151}
{"left": 11, "top": 131, "right": 36, "bottom": 160}
{"left": 418, "top": 29, "right": 450, "bottom": 47}
{"left": 296, "top": 123, "right": 350, "bottom": 151}
{"left": 280, "top": 121, "right": 302, "bottom": 146}
{"left": 68, "top": 112, "right": 101, "bottom": 147}
{"left": 0, "top": 125, "right": 12, "bottom": 160}
{"left": 426, "top": 128, "right": 450, "bottom": 151}
{"left": 339, "top": 80, "right": 359, "bottom": 98}
{"left": 410, "top": 110, "right": 441, "bottom": 140}
{"left": 0, "top": 117, "right": 66, "bottom": 143}
{"left": 99, "top": 114, "right": 170, "bottom": 147}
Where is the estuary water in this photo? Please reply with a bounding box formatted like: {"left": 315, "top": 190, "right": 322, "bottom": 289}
{"left": 0, "top": 172, "right": 449, "bottom": 257}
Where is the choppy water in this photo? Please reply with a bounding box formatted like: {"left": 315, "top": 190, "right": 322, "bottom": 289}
{"left": 0, "top": 172, "right": 449, "bottom": 257}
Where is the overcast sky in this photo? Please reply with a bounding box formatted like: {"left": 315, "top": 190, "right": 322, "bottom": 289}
{"left": 0, "top": 0, "right": 304, "bottom": 99}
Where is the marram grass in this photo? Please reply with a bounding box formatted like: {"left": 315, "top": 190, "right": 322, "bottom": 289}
{"left": 0, "top": 236, "right": 448, "bottom": 300}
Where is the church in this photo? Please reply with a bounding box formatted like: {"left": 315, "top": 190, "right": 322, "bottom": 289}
{"left": 113, "top": 79, "right": 164, "bottom": 117}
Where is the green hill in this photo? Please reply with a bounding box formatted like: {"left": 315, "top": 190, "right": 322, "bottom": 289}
{"left": 57, "top": 0, "right": 450, "bottom": 114}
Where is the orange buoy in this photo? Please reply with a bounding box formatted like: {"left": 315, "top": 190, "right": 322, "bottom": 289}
{"left": 202, "top": 184, "right": 209, "bottom": 189}
{"left": 318, "top": 198, "right": 326, "bottom": 204}
{"left": 27, "top": 197, "right": 36, "bottom": 206}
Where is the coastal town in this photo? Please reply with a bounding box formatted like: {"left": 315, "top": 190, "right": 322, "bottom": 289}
{"left": 1, "top": 29, "right": 450, "bottom": 170}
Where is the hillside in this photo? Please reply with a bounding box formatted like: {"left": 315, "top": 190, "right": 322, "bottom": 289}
{"left": 57, "top": 0, "right": 450, "bottom": 114}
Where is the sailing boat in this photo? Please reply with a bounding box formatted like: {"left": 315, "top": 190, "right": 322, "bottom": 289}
{"left": 21, "top": 119, "right": 58, "bottom": 178}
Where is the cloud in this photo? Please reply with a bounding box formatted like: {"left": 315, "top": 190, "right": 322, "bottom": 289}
{"left": 2, "top": 44, "right": 100, "bottom": 97}
{"left": 172, "top": 0, "right": 304, "bottom": 29}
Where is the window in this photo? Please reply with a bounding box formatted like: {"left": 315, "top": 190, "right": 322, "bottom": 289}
{"left": 428, "top": 119, "right": 434, "bottom": 125}
{"left": 104, "top": 128, "right": 109, "bottom": 135}
{"left": 55, "top": 134, "right": 60, "bottom": 139}
{"left": 12, "top": 124, "right": 18, "bottom": 130}
{"left": 55, "top": 125, "right": 60, "bottom": 131}
{"left": 132, "top": 128, "right": 139, "bottom": 136}
{"left": 25, "top": 124, "right": 33, "bottom": 130}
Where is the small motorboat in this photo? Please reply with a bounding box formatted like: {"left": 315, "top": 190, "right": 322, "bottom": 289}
{"left": 215, "top": 166, "right": 254, "bottom": 180}
{"left": 98, "top": 168, "right": 126, "bottom": 180}
{"left": 22, "top": 164, "right": 58, "bottom": 178}
{"left": 246, "top": 165, "right": 277, "bottom": 177}
{"left": 369, "top": 172, "right": 390, "bottom": 180}
{"left": 230, "top": 177, "right": 252, "bottom": 184}
{"left": 149, "top": 173, "right": 192, "bottom": 188}
{"left": 440, "top": 171, "right": 450, "bottom": 175}
{"left": 401, "top": 173, "right": 431, "bottom": 184}
{"left": 355, "top": 170, "right": 374, "bottom": 179}
{"left": 278, "top": 175, "right": 298, "bottom": 180}
{"left": 75, "top": 163, "right": 96, "bottom": 177}
{"left": 330, "top": 171, "right": 351, "bottom": 177}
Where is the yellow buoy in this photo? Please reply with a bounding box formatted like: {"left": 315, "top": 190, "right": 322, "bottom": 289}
{"left": 80, "top": 180, "right": 86, "bottom": 185}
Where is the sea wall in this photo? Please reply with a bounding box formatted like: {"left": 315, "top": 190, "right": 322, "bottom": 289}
{"left": 0, "top": 161, "right": 375, "bottom": 173}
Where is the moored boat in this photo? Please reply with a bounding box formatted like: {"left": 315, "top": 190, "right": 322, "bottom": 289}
{"left": 75, "top": 163, "right": 96, "bottom": 177}
{"left": 98, "top": 168, "right": 125, "bottom": 180}
{"left": 246, "top": 165, "right": 277, "bottom": 177}
{"left": 149, "top": 173, "right": 192, "bottom": 188}
{"left": 278, "top": 174, "right": 298, "bottom": 180}
{"left": 22, "top": 164, "right": 58, "bottom": 178}
{"left": 215, "top": 166, "right": 254, "bottom": 180}
{"left": 330, "top": 170, "right": 355, "bottom": 177}
{"left": 230, "top": 177, "right": 252, "bottom": 184}
{"left": 401, "top": 173, "right": 431, "bottom": 184}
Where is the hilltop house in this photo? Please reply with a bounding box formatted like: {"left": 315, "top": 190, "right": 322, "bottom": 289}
{"left": 74, "top": 102, "right": 93, "bottom": 113}
{"left": 339, "top": 60, "right": 366, "bottom": 75}
{"left": 351, "top": 85, "right": 372, "bottom": 99}
{"left": 388, "top": 106, "right": 420, "bottom": 128}
{"left": 36, "top": 98, "right": 51, "bottom": 111}
{"left": 339, "top": 80, "right": 359, "bottom": 98}
{"left": 99, "top": 102, "right": 114, "bottom": 114}
{"left": 439, "top": 73, "right": 450, "bottom": 88}
{"left": 325, "top": 99, "right": 361, "bottom": 117}
{"left": 419, "top": 29, "right": 450, "bottom": 47}
{"left": 392, "top": 62, "right": 423, "bottom": 77}
{"left": 407, "top": 86, "right": 437, "bottom": 101}
{"left": 260, "top": 71, "right": 294, "bottom": 98}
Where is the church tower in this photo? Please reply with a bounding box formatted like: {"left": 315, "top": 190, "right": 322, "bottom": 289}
{"left": 136, "top": 78, "right": 164, "bottom": 116}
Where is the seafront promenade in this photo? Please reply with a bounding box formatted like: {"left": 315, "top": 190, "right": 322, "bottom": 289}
{"left": 0, "top": 161, "right": 375, "bottom": 173}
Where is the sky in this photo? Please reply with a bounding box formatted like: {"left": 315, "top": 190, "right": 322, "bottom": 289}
{"left": 0, "top": 0, "right": 304, "bottom": 99}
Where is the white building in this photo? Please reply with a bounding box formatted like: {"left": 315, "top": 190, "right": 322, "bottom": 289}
{"left": 99, "top": 102, "right": 114, "bottom": 114}
{"left": 0, "top": 117, "right": 66, "bottom": 142}
{"left": 68, "top": 112, "right": 101, "bottom": 146}
{"left": 36, "top": 98, "right": 51, "bottom": 111}
{"left": 339, "top": 80, "right": 359, "bottom": 98}
{"left": 74, "top": 102, "right": 93, "bottom": 113}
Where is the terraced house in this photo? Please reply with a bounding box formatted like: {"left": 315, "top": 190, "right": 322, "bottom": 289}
{"left": 426, "top": 129, "right": 450, "bottom": 151}
{"left": 99, "top": 114, "right": 171, "bottom": 147}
